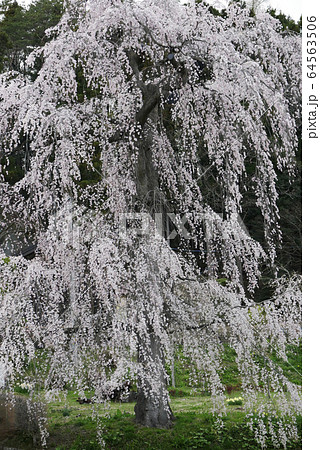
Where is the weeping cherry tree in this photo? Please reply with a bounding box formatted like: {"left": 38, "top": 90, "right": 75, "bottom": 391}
{"left": 0, "top": 0, "right": 301, "bottom": 447}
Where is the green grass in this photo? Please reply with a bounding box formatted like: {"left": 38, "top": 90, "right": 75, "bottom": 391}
{"left": 271, "top": 343, "right": 302, "bottom": 385}
{"left": 1, "top": 343, "right": 301, "bottom": 449}
{"left": 1, "top": 390, "right": 302, "bottom": 449}
{"left": 2, "top": 397, "right": 301, "bottom": 449}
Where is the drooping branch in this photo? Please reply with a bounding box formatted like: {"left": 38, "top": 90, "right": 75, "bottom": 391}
{"left": 135, "top": 84, "right": 160, "bottom": 127}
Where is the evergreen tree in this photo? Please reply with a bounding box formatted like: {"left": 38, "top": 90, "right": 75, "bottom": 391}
{"left": 0, "top": 0, "right": 63, "bottom": 72}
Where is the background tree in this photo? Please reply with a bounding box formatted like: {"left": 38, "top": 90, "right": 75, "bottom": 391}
{"left": 266, "top": 7, "right": 302, "bottom": 33}
{"left": 0, "top": 0, "right": 301, "bottom": 445}
{"left": 0, "top": 0, "right": 63, "bottom": 73}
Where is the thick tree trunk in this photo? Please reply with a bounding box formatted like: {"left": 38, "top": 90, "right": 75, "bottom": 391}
{"left": 134, "top": 332, "right": 174, "bottom": 428}
{"left": 133, "top": 82, "right": 174, "bottom": 428}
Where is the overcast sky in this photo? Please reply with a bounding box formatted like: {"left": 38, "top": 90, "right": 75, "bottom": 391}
{"left": 18, "top": 0, "right": 302, "bottom": 21}
{"left": 264, "top": 0, "right": 301, "bottom": 21}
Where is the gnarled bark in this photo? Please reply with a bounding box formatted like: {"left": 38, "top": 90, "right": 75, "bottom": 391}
{"left": 134, "top": 332, "right": 174, "bottom": 428}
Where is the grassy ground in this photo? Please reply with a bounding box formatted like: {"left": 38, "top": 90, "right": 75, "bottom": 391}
{"left": 1, "top": 394, "right": 302, "bottom": 449}
{"left": 0, "top": 344, "right": 302, "bottom": 449}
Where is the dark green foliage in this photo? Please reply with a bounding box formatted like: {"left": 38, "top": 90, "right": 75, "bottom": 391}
{"left": 276, "top": 150, "right": 302, "bottom": 275}
{"left": 0, "top": 29, "right": 10, "bottom": 71}
{"left": 14, "top": 384, "right": 30, "bottom": 395}
{"left": 0, "top": 154, "right": 24, "bottom": 185}
{"left": 76, "top": 143, "right": 102, "bottom": 189}
{"left": 0, "top": 0, "right": 63, "bottom": 73}
{"left": 75, "top": 62, "right": 103, "bottom": 103}
{"left": 0, "top": 1, "right": 24, "bottom": 71}
{"left": 23, "top": 0, "right": 64, "bottom": 47}
{"left": 267, "top": 8, "right": 301, "bottom": 33}
{"left": 61, "top": 407, "right": 72, "bottom": 417}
